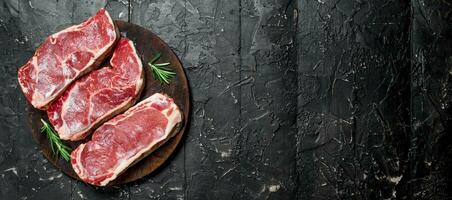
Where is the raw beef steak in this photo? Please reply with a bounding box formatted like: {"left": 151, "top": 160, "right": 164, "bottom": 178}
{"left": 47, "top": 38, "right": 144, "bottom": 141}
{"left": 18, "top": 9, "right": 118, "bottom": 109}
{"left": 71, "top": 93, "right": 182, "bottom": 186}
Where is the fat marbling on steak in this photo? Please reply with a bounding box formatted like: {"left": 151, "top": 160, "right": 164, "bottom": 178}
{"left": 47, "top": 38, "right": 144, "bottom": 141}
{"left": 18, "top": 8, "right": 118, "bottom": 109}
{"left": 71, "top": 93, "right": 182, "bottom": 186}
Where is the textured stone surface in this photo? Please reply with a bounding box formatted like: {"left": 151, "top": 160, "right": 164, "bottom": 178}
{"left": 0, "top": 0, "right": 451, "bottom": 199}
{"left": 296, "top": 0, "right": 411, "bottom": 199}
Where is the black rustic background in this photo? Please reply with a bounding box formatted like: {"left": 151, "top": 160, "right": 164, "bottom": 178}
{"left": 0, "top": 0, "right": 451, "bottom": 199}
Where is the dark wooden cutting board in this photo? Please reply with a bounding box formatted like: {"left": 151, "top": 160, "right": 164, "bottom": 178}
{"left": 26, "top": 20, "right": 190, "bottom": 186}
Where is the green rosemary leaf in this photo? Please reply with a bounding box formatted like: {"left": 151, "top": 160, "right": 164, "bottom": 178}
{"left": 148, "top": 53, "right": 176, "bottom": 84}
{"left": 40, "top": 119, "right": 72, "bottom": 162}
{"left": 153, "top": 63, "right": 170, "bottom": 67}
{"left": 150, "top": 52, "right": 161, "bottom": 64}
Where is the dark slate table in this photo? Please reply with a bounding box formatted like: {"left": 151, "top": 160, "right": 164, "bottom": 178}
{"left": 1, "top": 0, "right": 451, "bottom": 199}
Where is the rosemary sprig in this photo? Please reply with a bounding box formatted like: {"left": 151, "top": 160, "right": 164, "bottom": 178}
{"left": 148, "top": 53, "right": 176, "bottom": 84}
{"left": 40, "top": 119, "right": 71, "bottom": 161}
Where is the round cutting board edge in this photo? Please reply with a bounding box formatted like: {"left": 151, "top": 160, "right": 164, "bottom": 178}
{"left": 27, "top": 20, "right": 190, "bottom": 186}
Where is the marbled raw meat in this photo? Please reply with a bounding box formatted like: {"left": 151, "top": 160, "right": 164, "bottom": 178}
{"left": 18, "top": 9, "right": 118, "bottom": 109}
{"left": 71, "top": 93, "right": 182, "bottom": 186}
{"left": 47, "top": 38, "right": 144, "bottom": 141}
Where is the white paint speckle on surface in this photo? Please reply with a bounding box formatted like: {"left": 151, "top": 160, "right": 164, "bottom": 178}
{"left": 119, "top": 11, "right": 125, "bottom": 19}
{"left": 169, "top": 186, "right": 183, "bottom": 191}
{"left": 388, "top": 175, "right": 402, "bottom": 184}
{"left": 77, "top": 191, "right": 86, "bottom": 199}
{"left": 268, "top": 184, "right": 281, "bottom": 192}
{"left": 3, "top": 167, "right": 18, "bottom": 176}
{"left": 220, "top": 150, "right": 231, "bottom": 158}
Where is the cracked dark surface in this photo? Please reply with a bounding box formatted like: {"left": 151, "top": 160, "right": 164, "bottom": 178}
{"left": 0, "top": 0, "right": 451, "bottom": 199}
